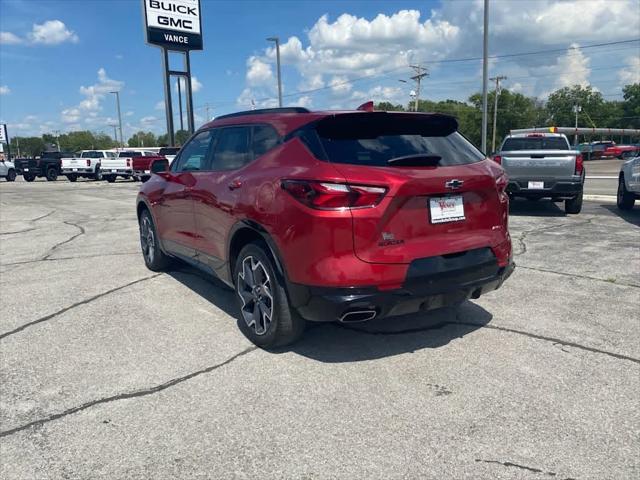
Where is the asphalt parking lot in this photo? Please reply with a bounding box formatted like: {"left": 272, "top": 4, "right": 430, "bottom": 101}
{"left": 1, "top": 177, "right": 639, "bottom": 479}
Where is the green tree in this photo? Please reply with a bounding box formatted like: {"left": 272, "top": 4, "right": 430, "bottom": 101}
{"left": 175, "top": 129, "right": 190, "bottom": 146}
{"left": 545, "top": 85, "right": 604, "bottom": 128}
{"left": 128, "top": 131, "right": 157, "bottom": 148}
{"left": 621, "top": 83, "right": 640, "bottom": 129}
{"left": 375, "top": 102, "right": 405, "bottom": 111}
{"left": 9, "top": 136, "right": 45, "bottom": 157}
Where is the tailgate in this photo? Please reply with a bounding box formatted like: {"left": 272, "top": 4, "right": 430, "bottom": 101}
{"left": 62, "top": 158, "right": 82, "bottom": 168}
{"left": 501, "top": 150, "right": 576, "bottom": 178}
{"left": 336, "top": 161, "right": 505, "bottom": 264}
{"left": 101, "top": 158, "right": 127, "bottom": 169}
{"left": 132, "top": 156, "right": 155, "bottom": 170}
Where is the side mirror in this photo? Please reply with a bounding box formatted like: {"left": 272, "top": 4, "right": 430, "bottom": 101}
{"left": 150, "top": 158, "right": 169, "bottom": 174}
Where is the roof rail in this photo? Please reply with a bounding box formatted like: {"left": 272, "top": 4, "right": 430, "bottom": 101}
{"left": 215, "top": 107, "right": 311, "bottom": 121}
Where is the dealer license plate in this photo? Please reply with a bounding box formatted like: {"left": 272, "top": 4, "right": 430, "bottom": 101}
{"left": 429, "top": 196, "right": 465, "bottom": 224}
{"left": 528, "top": 181, "right": 544, "bottom": 189}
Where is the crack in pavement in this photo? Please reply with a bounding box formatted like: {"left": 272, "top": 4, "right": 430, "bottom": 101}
{"left": 1, "top": 252, "right": 139, "bottom": 267}
{"left": 475, "top": 459, "right": 577, "bottom": 479}
{"left": 0, "top": 274, "right": 161, "bottom": 341}
{"left": 517, "top": 264, "right": 640, "bottom": 288}
{"left": 0, "top": 210, "right": 56, "bottom": 236}
{"left": 0, "top": 227, "right": 36, "bottom": 236}
{"left": 30, "top": 210, "right": 56, "bottom": 223}
{"left": 513, "top": 218, "right": 594, "bottom": 257}
{"left": 333, "top": 316, "right": 640, "bottom": 365}
{"left": 41, "top": 221, "right": 86, "bottom": 260}
{"left": 0, "top": 346, "right": 258, "bottom": 438}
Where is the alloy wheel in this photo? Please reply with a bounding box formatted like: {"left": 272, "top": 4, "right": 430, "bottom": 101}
{"left": 237, "top": 256, "right": 274, "bottom": 336}
{"left": 140, "top": 215, "right": 155, "bottom": 265}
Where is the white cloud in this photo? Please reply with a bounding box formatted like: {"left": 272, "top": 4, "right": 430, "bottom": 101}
{"left": 246, "top": 56, "right": 274, "bottom": 87}
{"left": 541, "top": 44, "right": 591, "bottom": 96}
{"left": 237, "top": 2, "right": 638, "bottom": 108}
{"left": 28, "top": 20, "right": 78, "bottom": 45}
{"left": 125, "top": 111, "right": 134, "bottom": 117}
{"left": 155, "top": 101, "right": 165, "bottom": 111}
{"left": 176, "top": 76, "right": 203, "bottom": 93}
{"left": 618, "top": 56, "right": 640, "bottom": 86}
{"left": 0, "top": 85, "right": 10, "bottom": 95}
{"left": 140, "top": 116, "right": 158, "bottom": 125}
{"left": 59, "top": 68, "right": 124, "bottom": 124}
{"left": 0, "top": 32, "right": 22, "bottom": 45}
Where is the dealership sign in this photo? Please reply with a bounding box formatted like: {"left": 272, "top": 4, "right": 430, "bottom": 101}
{"left": 0, "top": 124, "right": 7, "bottom": 144}
{"left": 143, "top": 0, "right": 202, "bottom": 50}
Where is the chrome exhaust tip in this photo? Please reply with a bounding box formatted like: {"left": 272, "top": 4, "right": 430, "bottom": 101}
{"left": 338, "top": 310, "right": 377, "bottom": 323}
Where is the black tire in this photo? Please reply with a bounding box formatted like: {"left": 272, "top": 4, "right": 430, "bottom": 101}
{"left": 617, "top": 175, "right": 635, "bottom": 210}
{"left": 23, "top": 173, "right": 35, "bottom": 182}
{"left": 139, "top": 209, "right": 171, "bottom": 272}
{"left": 133, "top": 175, "right": 141, "bottom": 182}
{"left": 67, "top": 174, "right": 78, "bottom": 182}
{"left": 45, "top": 167, "right": 58, "bottom": 182}
{"left": 6, "top": 169, "right": 16, "bottom": 182}
{"left": 93, "top": 166, "right": 102, "bottom": 181}
{"left": 105, "top": 175, "right": 116, "bottom": 183}
{"left": 141, "top": 175, "right": 150, "bottom": 183}
{"left": 565, "top": 190, "right": 583, "bottom": 214}
{"left": 234, "top": 242, "right": 305, "bottom": 348}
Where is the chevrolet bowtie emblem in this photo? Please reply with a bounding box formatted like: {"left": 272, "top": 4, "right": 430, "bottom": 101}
{"left": 445, "top": 179, "right": 464, "bottom": 189}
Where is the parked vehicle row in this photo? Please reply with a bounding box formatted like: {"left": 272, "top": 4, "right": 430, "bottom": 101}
{"left": 7, "top": 147, "right": 174, "bottom": 183}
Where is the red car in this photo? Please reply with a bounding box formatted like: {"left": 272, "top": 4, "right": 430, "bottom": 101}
{"left": 137, "top": 107, "right": 514, "bottom": 348}
{"left": 604, "top": 144, "right": 638, "bottom": 159}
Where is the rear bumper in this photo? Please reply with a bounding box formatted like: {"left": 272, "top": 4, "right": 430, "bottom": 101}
{"left": 62, "top": 168, "right": 93, "bottom": 174}
{"left": 104, "top": 169, "right": 132, "bottom": 175}
{"left": 507, "top": 179, "right": 583, "bottom": 198}
{"left": 288, "top": 248, "right": 515, "bottom": 322}
{"left": 133, "top": 169, "right": 151, "bottom": 176}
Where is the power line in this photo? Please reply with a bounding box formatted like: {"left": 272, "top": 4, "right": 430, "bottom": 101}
{"left": 197, "top": 38, "right": 640, "bottom": 109}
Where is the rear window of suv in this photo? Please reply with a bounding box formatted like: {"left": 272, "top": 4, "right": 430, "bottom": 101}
{"left": 307, "top": 113, "right": 485, "bottom": 167}
{"left": 502, "top": 136, "right": 569, "bottom": 151}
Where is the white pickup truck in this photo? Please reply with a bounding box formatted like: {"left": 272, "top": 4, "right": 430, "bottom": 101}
{"left": 101, "top": 150, "right": 155, "bottom": 183}
{"left": 61, "top": 150, "right": 115, "bottom": 182}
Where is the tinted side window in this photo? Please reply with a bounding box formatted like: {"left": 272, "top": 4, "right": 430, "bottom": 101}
{"left": 212, "top": 127, "right": 252, "bottom": 171}
{"left": 174, "top": 131, "right": 213, "bottom": 172}
{"left": 252, "top": 125, "right": 279, "bottom": 157}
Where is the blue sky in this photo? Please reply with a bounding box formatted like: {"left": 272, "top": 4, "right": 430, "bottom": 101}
{"left": 1, "top": 0, "right": 638, "bottom": 140}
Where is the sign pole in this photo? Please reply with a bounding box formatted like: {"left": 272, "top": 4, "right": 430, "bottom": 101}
{"left": 185, "top": 51, "right": 195, "bottom": 134}
{"left": 161, "top": 47, "right": 175, "bottom": 147}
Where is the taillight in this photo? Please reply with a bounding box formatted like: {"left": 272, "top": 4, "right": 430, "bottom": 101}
{"left": 86, "top": 159, "right": 91, "bottom": 167}
{"left": 496, "top": 172, "right": 508, "bottom": 194}
{"left": 281, "top": 180, "right": 387, "bottom": 210}
{"left": 575, "top": 154, "right": 583, "bottom": 176}
{"left": 492, "top": 155, "right": 502, "bottom": 165}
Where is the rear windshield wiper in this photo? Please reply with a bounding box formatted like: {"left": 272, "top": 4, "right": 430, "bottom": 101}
{"left": 387, "top": 154, "right": 442, "bottom": 166}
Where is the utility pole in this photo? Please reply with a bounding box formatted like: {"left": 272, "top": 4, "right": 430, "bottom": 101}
{"left": 267, "top": 37, "right": 283, "bottom": 107}
{"left": 110, "top": 91, "right": 124, "bottom": 147}
{"left": 110, "top": 124, "right": 118, "bottom": 144}
{"left": 481, "top": 0, "right": 489, "bottom": 153}
{"left": 490, "top": 75, "right": 507, "bottom": 152}
{"left": 409, "top": 65, "right": 428, "bottom": 112}
{"left": 53, "top": 130, "right": 61, "bottom": 151}
{"left": 16, "top": 137, "right": 20, "bottom": 158}
{"left": 573, "top": 104, "right": 582, "bottom": 146}
{"left": 204, "top": 103, "right": 212, "bottom": 122}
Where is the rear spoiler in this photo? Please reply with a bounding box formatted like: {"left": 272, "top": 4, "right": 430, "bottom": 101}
{"left": 316, "top": 112, "right": 458, "bottom": 139}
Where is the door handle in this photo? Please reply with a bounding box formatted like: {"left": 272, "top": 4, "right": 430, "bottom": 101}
{"left": 228, "top": 179, "right": 243, "bottom": 190}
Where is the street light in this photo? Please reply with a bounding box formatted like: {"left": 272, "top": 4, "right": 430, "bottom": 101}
{"left": 266, "top": 36, "right": 283, "bottom": 107}
{"left": 110, "top": 91, "right": 124, "bottom": 147}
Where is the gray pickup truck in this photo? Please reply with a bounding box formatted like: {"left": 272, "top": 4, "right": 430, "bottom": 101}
{"left": 495, "top": 132, "right": 584, "bottom": 214}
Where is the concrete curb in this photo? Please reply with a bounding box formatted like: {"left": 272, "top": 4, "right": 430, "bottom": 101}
{"left": 584, "top": 194, "right": 617, "bottom": 203}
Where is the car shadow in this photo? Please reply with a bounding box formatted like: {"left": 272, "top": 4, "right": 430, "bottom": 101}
{"left": 600, "top": 204, "right": 640, "bottom": 227}
{"left": 168, "top": 265, "right": 492, "bottom": 363}
{"left": 508, "top": 198, "right": 567, "bottom": 217}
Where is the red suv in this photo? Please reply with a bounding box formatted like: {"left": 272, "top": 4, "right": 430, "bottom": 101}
{"left": 137, "top": 107, "right": 514, "bottom": 348}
